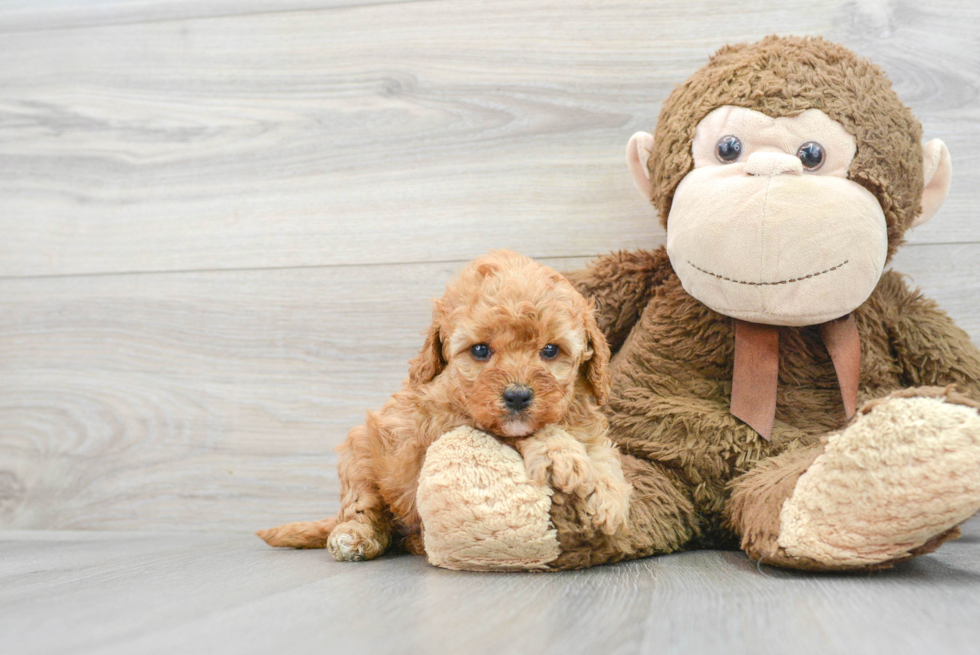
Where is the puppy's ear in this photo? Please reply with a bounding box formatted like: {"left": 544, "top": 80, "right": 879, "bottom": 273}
{"left": 582, "top": 307, "right": 611, "bottom": 405}
{"left": 408, "top": 307, "right": 446, "bottom": 386}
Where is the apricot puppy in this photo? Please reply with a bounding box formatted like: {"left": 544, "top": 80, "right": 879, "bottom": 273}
{"left": 258, "top": 250, "right": 631, "bottom": 562}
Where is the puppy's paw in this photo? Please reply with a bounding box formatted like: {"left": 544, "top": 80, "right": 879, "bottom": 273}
{"left": 518, "top": 427, "right": 595, "bottom": 498}
{"left": 327, "top": 521, "right": 386, "bottom": 562}
{"left": 586, "top": 473, "right": 632, "bottom": 535}
{"left": 550, "top": 446, "right": 595, "bottom": 497}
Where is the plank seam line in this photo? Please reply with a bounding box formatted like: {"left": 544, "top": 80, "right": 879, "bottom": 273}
{"left": 0, "top": 241, "right": 973, "bottom": 281}
{"left": 0, "top": 253, "right": 607, "bottom": 281}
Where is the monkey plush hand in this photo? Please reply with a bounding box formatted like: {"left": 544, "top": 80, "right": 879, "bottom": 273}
{"left": 416, "top": 36, "right": 980, "bottom": 572}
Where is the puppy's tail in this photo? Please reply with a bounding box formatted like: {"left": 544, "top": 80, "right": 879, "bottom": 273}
{"left": 256, "top": 516, "right": 338, "bottom": 549}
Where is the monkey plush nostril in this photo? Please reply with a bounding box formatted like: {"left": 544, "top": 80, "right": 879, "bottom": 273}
{"left": 502, "top": 385, "right": 533, "bottom": 412}
{"left": 744, "top": 152, "right": 804, "bottom": 177}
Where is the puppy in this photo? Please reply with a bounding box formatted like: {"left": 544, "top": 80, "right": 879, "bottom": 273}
{"left": 257, "top": 250, "right": 631, "bottom": 561}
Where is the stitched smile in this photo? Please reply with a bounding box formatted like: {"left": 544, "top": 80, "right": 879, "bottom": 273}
{"left": 687, "top": 260, "right": 849, "bottom": 286}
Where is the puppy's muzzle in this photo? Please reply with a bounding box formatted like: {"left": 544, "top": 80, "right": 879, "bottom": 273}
{"left": 502, "top": 384, "right": 533, "bottom": 412}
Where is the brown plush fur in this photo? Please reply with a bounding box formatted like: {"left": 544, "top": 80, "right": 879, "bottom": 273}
{"left": 553, "top": 250, "right": 980, "bottom": 570}
{"left": 258, "top": 250, "right": 629, "bottom": 560}
{"left": 545, "top": 37, "right": 980, "bottom": 570}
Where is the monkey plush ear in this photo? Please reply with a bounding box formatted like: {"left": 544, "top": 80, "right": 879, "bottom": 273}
{"left": 911, "top": 139, "right": 952, "bottom": 229}
{"left": 626, "top": 131, "right": 655, "bottom": 200}
{"left": 408, "top": 314, "right": 446, "bottom": 386}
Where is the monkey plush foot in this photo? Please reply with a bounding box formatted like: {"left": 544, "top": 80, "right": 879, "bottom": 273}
{"left": 415, "top": 426, "right": 560, "bottom": 571}
{"left": 777, "top": 388, "right": 980, "bottom": 568}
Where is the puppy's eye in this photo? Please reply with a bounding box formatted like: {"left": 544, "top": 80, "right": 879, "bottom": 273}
{"left": 797, "top": 141, "right": 825, "bottom": 171}
{"left": 716, "top": 135, "right": 742, "bottom": 163}
{"left": 470, "top": 343, "right": 491, "bottom": 361}
{"left": 540, "top": 344, "right": 560, "bottom": 360}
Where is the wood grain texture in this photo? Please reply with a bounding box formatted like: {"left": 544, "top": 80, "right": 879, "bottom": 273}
{"left": 0, "top": 248, "right": 975, "bottom": 532}
{"left": 2, "top": 520, "right": 980, "bottom": 654}
{"left": 0, "top": 0, "right": 977, "bottom": 278}
{"left": 0, "top": 0, "right": 427, "bottom": 33}
{"left": 1, "top": 0, "right": 979, "bottom": 534}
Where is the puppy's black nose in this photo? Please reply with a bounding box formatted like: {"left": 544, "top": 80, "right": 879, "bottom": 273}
{"left": 503, "top": 385, "right": 533, "bottom": 412}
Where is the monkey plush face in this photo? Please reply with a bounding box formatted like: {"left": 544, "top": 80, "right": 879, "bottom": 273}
{"left": 626, "top": 36, "right": 953, "bottom": 327}
{"left": 665, "top": 106, "right": 886, "bottom": 325}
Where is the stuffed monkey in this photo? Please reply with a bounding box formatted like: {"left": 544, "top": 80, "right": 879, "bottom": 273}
{"left": 416, "top": 36, "right": 980, "bottom": 571}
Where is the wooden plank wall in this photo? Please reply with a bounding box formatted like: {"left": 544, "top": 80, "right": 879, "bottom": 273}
{"left": 1, "top": 0, "right": 977, "bottom": 531}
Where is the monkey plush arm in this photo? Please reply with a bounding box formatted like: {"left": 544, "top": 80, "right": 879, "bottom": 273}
{"left": 880, "top": 272, "right": 980, "bottom": 401}
{"left": 564, "top": 247, "right": 673, "bottom": 354}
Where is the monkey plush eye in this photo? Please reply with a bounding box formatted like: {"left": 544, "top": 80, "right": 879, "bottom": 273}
{"left": 716, "top": 135, "right": 743, "bottom": 163}
{"left": 470, "top": 344, "right": 492, "bottom": 361}
{"left": 540, "top": 344, "right": 560, "bottom": 359}
{"left": 797, "top": 142, "right": 825, "bottom": 171}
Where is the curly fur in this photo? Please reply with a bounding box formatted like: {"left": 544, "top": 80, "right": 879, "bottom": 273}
{"left": 257, "top": 250, "right": 630, "bottom": 560}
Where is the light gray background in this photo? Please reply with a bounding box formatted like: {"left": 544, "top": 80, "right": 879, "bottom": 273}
{"left": 0, "top": 1, "right": 978, "bottom": 653}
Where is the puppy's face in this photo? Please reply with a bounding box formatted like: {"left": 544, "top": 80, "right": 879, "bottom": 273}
{"left": 409, "top": 251, "right": 610, "bottom": 438}
{"left": 448, "top": 302, "right": 584, "bottom": 438}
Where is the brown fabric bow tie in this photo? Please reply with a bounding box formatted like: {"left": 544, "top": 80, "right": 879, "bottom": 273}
{"left": 730, "top": 315, "right": 861, "bottom": 440}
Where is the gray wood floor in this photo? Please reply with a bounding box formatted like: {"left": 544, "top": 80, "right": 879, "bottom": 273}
{"left": 3, "top": 518, "right": 980, "bottom": 655}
